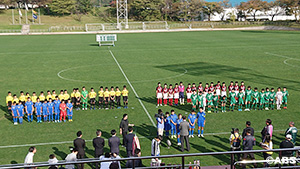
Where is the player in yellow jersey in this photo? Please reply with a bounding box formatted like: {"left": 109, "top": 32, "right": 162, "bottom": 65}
{"left": 25, "top": 92, "right": 31, "bottom": 100}
{"left": 75, "top": 88, "right": 81, "bottom": 110}
{"left": 19, "top": 91, "right": 26, "bottom": 106}
{"left": 122, "top": 85, "right": 129, "bottom": 108}
{"left": 52, "top": 90, "right": 57, "bottom": 100}
{"left": 71, "top": 88, "right": 76, "bottom": 105}
{"left": 64, "top": 90, "right": 70, "bottom": 101}
{"left": 39, "top": 91, "right": 46, "bottom": 102}
{"left": 103, "top": 87, "right": 110, "bottom": 109}
{"left": 98, "top": 86, "right": 104, "bottom": 109}
{"left": 115, "top": 87, "right": 122, "bottom": 109}
{"left": 6, "top": 91, "right": 13, "bottom": 112}
{"left": 13, "top": 94, "right": 19, "bottom": 105}
{"left": 110, "top": 86, "right": 116, "bottom": 109}
{"left": 31, "top": 92, "right": 37, "bottom": 105}
{"left": 89, "top": 88, "right": 97, "bottom": 110}
{"left": 58, "top": 90, "right": 64, "bottom": 101}
{"left": 46, "top": 90, "right": 52, "bottom": 101}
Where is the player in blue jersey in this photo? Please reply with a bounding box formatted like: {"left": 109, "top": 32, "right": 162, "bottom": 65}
{"left": 25, "top": 97, "right": 34, "bottom": 122}
{"left": 170, "top": 110, "right": 178, "bottom": 139}
{"left": 11, "top": 102, "right": 19, "bottom": 125}
{"left": 17, "top": 102, "right": 24, "bottom": 124}
{"left": 197, "top": 107, "right": 206, "bottom": 137}
{"left": 42, "top": 100, "right": 48, "bottom": 122}
{"left": 53, "top": 96, "right": 61, "bottom": 123}
{"left": 67, "top": 99, "right": 73, "bottom": 122}
{"left": 188, "top": 110, "right": 197, "bottom": 138}
{"left": 35, "top": 98, "right": 42, "bottom": 123}
{"left": 164, "top": 112, "right": 171, "bottom": 137}
{"left": 48, "top": 98, "right": 54, "bottom": 122}
{"left": 176, "top": 114, "right": 183, "bottom": 145}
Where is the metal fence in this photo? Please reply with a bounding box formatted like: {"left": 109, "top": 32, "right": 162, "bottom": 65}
{"left": 1, "top": 148, "right": 300, "bottom": 169}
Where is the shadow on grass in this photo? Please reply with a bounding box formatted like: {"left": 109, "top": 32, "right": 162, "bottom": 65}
{"left": 53, "top": 147, "right": 68, "bottom": 160}
{"left": 155, "top": 62, "right": 300, "bottom": 91}
{"left": 135, "top": 123, "right": 157, "bottom": 142}
{"left": 10, "top": 160, "right": 17, "bottom": 164}
{"left": 0, "top": 104, "right": 13, "bottom": 123}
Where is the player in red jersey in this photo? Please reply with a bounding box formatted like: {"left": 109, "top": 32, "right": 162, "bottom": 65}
{"left": 163, "top": 83, "right": 169, "bottom": 106}
{"left": 156, "top": 82, "right": 163, "bottom": 106}
{"left": 179, "top": 82, "right": 185, "bottom": 105}
{"left": 174, "top": 83, "right": 179, "bottom": 106}
{"left": 209, "top": 82, "right": 215, "bottom": 92}
{"left": 228, "top": 81, "right": 234, "bottom": 92}
{"left": 221, "top": 82, "right": 227, "bottom": 97}
{"left": 186, "top": 83, "right": 192, "bottom": 103}
{"left": 191, "top": 83, "right": 197, "bottom": 91}
{"left": 59, "top": 100, "right": 67, "bottom": 122}
{"left": 168, "top": 84, "right": 174, "bottom": 106}
{"left": 215, "top": 81, "right": 221, "bottom": 98}
{"left": 203, "top": 83, "right": 209, "bottom": 110}
{"left": 198, "top": 82, "right": 203, "bottom": 93}
{"left": 240, "top": 81, "right": 245, "bottom": 95}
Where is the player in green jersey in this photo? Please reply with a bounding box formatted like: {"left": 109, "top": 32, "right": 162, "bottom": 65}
{"left": 237, "top": 89, "right": 244, "bottom": 111}
{"left": 198, "top": 92, "right": 204, "bottom": 109}
{"left": 285, "top": 121, "right": 297, "bottom": 145}
{"left": 212, "top": 92, "right": 219, "bottom": 113}
{"left": 269, "top": 88, "right": 276, "bottom": 110}
{"left": 221, "top": 96, "right": 227, "bottom": 112}
{"left": 259, "top": 89, "right": 266, "bottom": 110}
{"left": 206, "top": 90, "right": 213, "bottom": 113}
{"left": 282, "top": 87, "right": 289, "bottom": 109}
{"left": 245, "top": 86, "right": 252, "bottom": 111}
{"left": 264, "top": 88, "right": 270, "bottom": 110}
{"left": 81, "top": 86, "right": 88, "bottom": 110}
{"left": 229, "top": 89, "right": 236, "bottom": 111}
{"left": 191, "top": 90, "right": 198, "bottom": 111}
{"left": 251, "top": 87, "right": 259, "bottom": 110}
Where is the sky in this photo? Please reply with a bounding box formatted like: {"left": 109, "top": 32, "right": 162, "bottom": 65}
{"left": 206, "top": 0, "right": 275, "bottom": 6}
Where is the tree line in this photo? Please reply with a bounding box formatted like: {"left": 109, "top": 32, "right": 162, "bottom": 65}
{"left": 1, "top": 0, "right": 300, "bottom": 21}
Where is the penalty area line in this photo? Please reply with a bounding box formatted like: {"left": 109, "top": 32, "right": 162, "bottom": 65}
{"left": 108, "top": 50, "right": 156, "bottom": 127}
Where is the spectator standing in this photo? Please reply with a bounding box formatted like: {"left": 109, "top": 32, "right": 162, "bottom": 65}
{"left": 261, "top": 119, "right": 273, "bottom": 141}
{"left": 260, "top": 134, "right": 273, "bottom": 167}
{"left": 157, "top": 114, "right": 164, "bottom": 136}
{"left": 93, "top": 130, "right": 105, "bottom": 169}
{"left": 179, "top": 116, "right": 190, "bottom": 152}
{"left": 242, "top": 130, "right": 257, "bottom": 169}
{"left": 242, "top": 121, "right": 254, "bottom": 138}
{"left": 280, "top": 134, "right": 294, "bottom": 157}
{"left": 229, "top": 128, "right": 242, "bottom": 163}
{"left": 285, "top": 121, "right": 297, "bottom": 145}
{"left": 151, "top": 135, "right": 162, "bottom": 166}
{"left": 24, "top": 146, "right": 37, "bottom": 168}
{"left": 120, "top": 114, "right": 129, "bottom": 146}
{"left": 125, "top": 126, "right": 135, "bottom": 157}
{"left": 73, "top": 131, "right": 85, "bottom": 169}
{"left": 65, "top": 148, "right": 78, "bottom": 169}
{"left": 109, "top": 129, "right": 120, "bottom": 155}
{"left": 48, "top": 154, "right": 58, "bottom": 169}
{"left": 126, "top": 149, "right": 143, "bottom": 168}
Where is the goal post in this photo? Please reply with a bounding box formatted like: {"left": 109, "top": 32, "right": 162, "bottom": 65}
{"left": 96, "top": 34, "right": 117, "bottom": 46}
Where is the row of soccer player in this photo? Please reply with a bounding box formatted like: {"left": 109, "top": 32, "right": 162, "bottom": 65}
{"left": 5, "top": 85, "right": 129, "bottom": 111}
{"left": 10, "top": 98, "right": 74, "bottom": 125}
{"left": 156, "top": 108, "right": 206, "bottom": 146}
{"left": 156, "top": 81, "right": 247, "bottom": 107}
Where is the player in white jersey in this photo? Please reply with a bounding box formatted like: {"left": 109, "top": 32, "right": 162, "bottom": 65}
{"left": 221, "top": 82, "right": 227, "bottom": 97}
{"left": 215, "top": 81, "right": 221, "bottom": 98}
{"left": 275, "top": 87, "right": 283, "bottom": 110}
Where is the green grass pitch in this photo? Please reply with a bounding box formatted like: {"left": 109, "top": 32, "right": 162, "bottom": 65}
{"left": 0, "top": 30, "right": 300, "bottom": 168}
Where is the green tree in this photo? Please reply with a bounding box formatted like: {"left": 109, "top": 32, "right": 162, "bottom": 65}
{"left": 76, "top": 0, "right": 92, "bottom": 14}
{"left": 237, "top": 0, "right": 268, "bottom": 21}
{"left": 266, "top": 0, "right": 284, "bottom": 21}
{"left": 278, "top": 0, "right": 300, "bottom": 21}
{"left": 50, "top": 0, "right": 76, "bottom": 16}
{"left": 202, "top": 1, "right": 223, "bottom": 21}
{"left": 129, "top": 0, "right": 164, "bottom": 21}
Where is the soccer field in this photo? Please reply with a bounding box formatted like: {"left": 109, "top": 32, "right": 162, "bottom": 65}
{"left": 0, "top": 30, "right": 300, "bottom": 167}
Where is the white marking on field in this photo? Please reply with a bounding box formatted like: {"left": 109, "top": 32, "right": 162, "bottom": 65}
{"left": 57, "top": 64, "right": 187, "bottom": 84}
{"left": 109, "top": 50, "right": 156, "bottom": 127}
{"left": 0, "top": 130, "right": 286, "bottom": 149}
{"left": 265, "top": 52, "right": 300, "bottom": 68}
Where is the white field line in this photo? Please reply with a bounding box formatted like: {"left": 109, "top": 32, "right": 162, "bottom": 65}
{"left": 265, "top": 52, "right": 300, "bottom": 68}
{"left": 0, "top": 130, "right": 286, "bottom": 149}
{"left": 109, "top": 50, "right": 156, "bottom": 127}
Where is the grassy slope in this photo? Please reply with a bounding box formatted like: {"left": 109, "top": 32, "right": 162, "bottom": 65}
{"left": 0, "top": 31, "right": 299, "bottom": 167}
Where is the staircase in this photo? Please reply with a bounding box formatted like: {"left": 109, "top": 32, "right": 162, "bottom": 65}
{"left": 21, "top": 24, "right": 30, "bottom": 34}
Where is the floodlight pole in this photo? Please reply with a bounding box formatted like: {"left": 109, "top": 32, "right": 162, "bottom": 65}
{"left": 116, "top": 0, "right": 128, "bottom": 30}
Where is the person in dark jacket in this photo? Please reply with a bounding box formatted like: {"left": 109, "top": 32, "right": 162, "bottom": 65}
{"left": 73, "top": 131, "right": 85, "bottom": 169}
{"left": 280, "top": 134, "right": 294, "bottom": 157}
{"left": 93, "top": 130, "right": 105, "bottom": 169}
{"left": 242, "top": 121, "right": 254, "bottom": 138}
{"left": 242, "top": 130, "right": 257, "bottom": 169}
{"left": 120, "top": 114, "right": 129, "bottom": 146}
{"left": 125, "top": 148, "right": 143, "bottom": 168}
{"left": 125, "top": 126, "right": 135, "bottom": 157}
{"left": 108, "top": 129, "right": 120, "bottom": 155}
